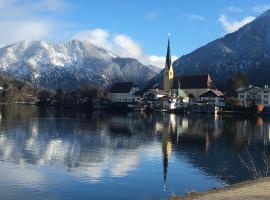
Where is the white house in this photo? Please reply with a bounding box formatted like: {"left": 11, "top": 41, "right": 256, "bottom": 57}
{"left": 110, "top": 82, "right": 140, "bottom": 103}
{"left": 161, "top": 96, "right": 185, "bottom": 111}
{"left": 141, "top": 89, "right": 168, "bottom": 110}
{"left": 161, "top": 96, "right": 176, "bottom": 110}
{"left": 143, "top": 89, "right": 168, "bottom": 101}
{"left": 199, "top": 89, "right": 225, "bottom": 107}
{"left": 236, "top": 85, "right": 270, "bottom": 106}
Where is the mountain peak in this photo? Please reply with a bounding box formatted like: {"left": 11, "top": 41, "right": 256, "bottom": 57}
{"left": 0, "top": 40, "right": 157, "bottom": 90}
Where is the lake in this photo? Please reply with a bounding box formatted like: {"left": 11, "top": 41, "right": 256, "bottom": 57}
{"left": 0, "top": 105, "right": 269, "bottom": 200}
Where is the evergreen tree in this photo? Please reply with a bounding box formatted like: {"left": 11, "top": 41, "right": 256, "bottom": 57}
{"left": 227, "top": 72, "right": 249, "bottom": 97}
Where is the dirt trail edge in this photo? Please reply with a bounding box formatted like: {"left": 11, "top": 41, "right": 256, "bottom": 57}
{"left": 169, "top": 177, "right": 270, "bottom": 200}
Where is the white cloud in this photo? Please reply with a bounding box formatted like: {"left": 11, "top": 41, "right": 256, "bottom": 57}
{"left": 225, "top": 6, "right": 243, "bottom": 13}
{"left": 73, "top": 28, "right": 178, "bottom": 68}
{"left": 72, "top": 29, "right": 112, "bottom": 50}
{"left": 187, "top": 14, "right": 205, "bottom": 21}
{"left": 0, "top": 20, "right": 54, "bottom": 46}
{"left": 113, "top": 34, "right": 143, "bottom": 58}
{"left": 0, "top": 0, "right": 67, "bottom": 46}
{"left": 218, "top": 14, "right": 255, "bottom": 33}
{"left": 252, "top": 4, "right": 270, "bottom": 13}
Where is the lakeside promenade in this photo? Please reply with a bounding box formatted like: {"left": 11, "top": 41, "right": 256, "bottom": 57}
{"left": 170, "top": 177, "right": 270, "bottom": 200}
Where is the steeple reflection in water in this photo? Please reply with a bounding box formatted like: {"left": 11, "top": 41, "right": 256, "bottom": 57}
{"left": 0, "top": 105, "right": 270, "bottom": 200}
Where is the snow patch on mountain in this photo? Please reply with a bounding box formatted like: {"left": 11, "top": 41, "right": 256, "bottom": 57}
{"left": 0, "top": 40, "right": 157, "bottom": 90}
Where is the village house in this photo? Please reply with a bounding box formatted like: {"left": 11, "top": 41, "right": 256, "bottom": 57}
{"left": 110, "top": 82, "right": 140, "bottom": 103}
{"left": 199, "top": 89, "right": 225, "bottom": 107}
{"left": 161, "top": 96, "right": 185, "bottom": 111}
{"left": 236, "top": 85, "right": 270, "bottom": 106}
{"left": 143, "top": 89, "right": 168, "bottom": 101}
{"left": 141, "top": 89, "right": 168, "bottom": 110}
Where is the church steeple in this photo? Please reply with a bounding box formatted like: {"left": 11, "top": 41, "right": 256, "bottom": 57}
{"left": 165, "top": 36, "right": 172, "bottom": 70}
{"left": 163, "top": 34, "right": 174, "bottom": 93}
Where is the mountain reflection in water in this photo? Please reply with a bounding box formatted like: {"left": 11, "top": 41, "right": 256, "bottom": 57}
{"left": 0, "top": 105, "right": 269, "bottom": 200}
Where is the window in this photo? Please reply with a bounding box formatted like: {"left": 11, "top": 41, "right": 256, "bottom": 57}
{"left": 264, "top": 101, "right": 268, "bottom": 104}
{"left": 264, "top": 95, "right": 269, "bottom": 99}
{"left": 240, "top": 95, "right": 244, "bottom": 98}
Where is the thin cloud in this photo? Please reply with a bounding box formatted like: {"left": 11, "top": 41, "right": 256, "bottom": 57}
{"left": 0, "top": 0, "right": 69, "bottom": 47}
{"left": 218, "top": 14, "right": 255, "bottom": 33}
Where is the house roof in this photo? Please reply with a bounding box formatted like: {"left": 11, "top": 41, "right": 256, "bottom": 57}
{"left": 172, "top": 74, "right": 215, "bottom": 89}
{"left": 236, "top": 85, "right": 268, "bottom": 92}
{"left": 110, "top": 82, "right": 138, "bottom": 93}
{"left": 200, "top": 89, "right": 224, "bottom": 98}
{"left": 147, "top": 89, "right": 168, "bottom": 95}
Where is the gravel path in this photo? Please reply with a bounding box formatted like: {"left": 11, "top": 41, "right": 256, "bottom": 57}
{"left": 170, "top": 178, "right": 270, "bottom": 200}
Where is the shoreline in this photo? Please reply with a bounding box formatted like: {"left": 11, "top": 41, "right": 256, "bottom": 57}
{"left": 169, "top": 177, "right": 270, "bottom": 200}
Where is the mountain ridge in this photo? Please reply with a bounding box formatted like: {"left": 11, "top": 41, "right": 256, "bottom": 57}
{"left": 171, "top": 9, "right": 270, "bottom": 87}
{"left": 0, "top": 40, "right": 157, "bottom": 91}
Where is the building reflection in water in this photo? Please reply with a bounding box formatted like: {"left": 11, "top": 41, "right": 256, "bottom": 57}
{"left": 155, "top": 112, "right": 270, "bottom": 187}
{"left": 0, "top": 105, "right": 270, "bottom": 189}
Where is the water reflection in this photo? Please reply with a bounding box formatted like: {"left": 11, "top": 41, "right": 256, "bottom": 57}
{"left": 0, "top": 105, "right": 270, "bottom": 199}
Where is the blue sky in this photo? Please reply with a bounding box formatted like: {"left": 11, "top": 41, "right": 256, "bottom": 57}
{"left": 0, "top": 0, "right": 270, "bottom": 67}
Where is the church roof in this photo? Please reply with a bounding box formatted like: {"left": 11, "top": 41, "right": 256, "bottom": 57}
{"left": 110, "top": 82, "right": 138, "bottom": 93}
{"left": 172, "top": 74, "right": 215, "bottom": 89}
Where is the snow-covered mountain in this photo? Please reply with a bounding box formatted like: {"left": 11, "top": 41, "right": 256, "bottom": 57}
{"left": 172, "top": 9, "right": 270, "bottom": 87}
{"left": 0, "top": 40, "right": 157, "bottom": 90}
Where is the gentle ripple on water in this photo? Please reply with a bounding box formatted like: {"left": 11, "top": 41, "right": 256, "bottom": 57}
{"left": 0, "top": 105, "right": 269, "bottom": 199}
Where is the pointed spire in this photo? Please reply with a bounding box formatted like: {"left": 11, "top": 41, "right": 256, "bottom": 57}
{"left": 163, "top": 152, "right": 168, "bottom": 191}
{"left": 165, "top": 33, "right": 172, "bottom": 70}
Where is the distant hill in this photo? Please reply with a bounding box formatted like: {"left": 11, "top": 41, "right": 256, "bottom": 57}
{"left": 0, "top": 40, "right": 157, "bottom": 91}
{"left": 172, "top": 9, "right": 270, "bottom": 87}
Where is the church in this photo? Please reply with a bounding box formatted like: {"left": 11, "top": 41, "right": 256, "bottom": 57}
{"left": 163, "top": 37, "right": 215, "bottom": 101}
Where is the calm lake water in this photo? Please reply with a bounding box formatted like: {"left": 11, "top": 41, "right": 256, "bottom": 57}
{"left": 0, "top": 105, "right": 270, "bottom": 200}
